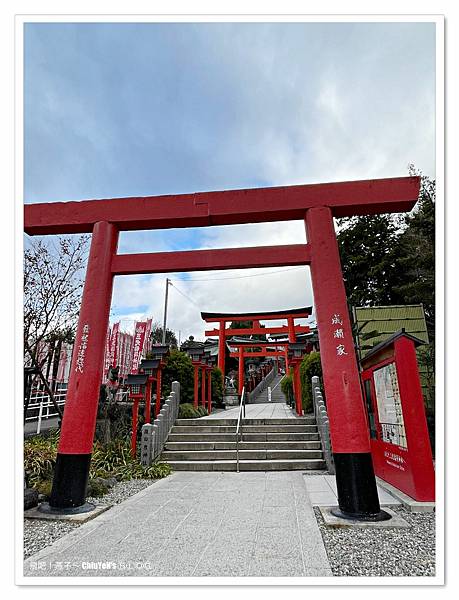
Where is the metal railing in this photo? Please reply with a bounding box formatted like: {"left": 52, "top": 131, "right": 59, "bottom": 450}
{"left": 311, "top": 375, "right": 335, "bottom": 474}
{"left": 25, "top": 392, "right": 67, "bottom": 434}
{"left": 235, "top": 386, "right": 246, "bottom": 472}
{"left": 246, "top": 366, "right": 276, "bottom": 403}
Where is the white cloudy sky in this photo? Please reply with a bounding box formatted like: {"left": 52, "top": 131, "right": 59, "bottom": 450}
{"left": 23, "top": 21, "right": 436, "bottom": 341}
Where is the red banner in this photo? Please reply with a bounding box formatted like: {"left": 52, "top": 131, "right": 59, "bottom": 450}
{"left": 108, "top": 322, "right": 120, "bottom": 368}
{"left": 130, "top": 321, "right": 148, "bottom": 374}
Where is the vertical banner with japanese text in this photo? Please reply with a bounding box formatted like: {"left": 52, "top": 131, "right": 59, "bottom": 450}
{"left": 108, "top": 321, "right": 120, "bottom": 368}
{"left": 130, "top": 321, "right": 147, "bottom": 374}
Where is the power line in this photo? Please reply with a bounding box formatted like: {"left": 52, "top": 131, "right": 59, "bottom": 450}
{"left": 169, "top": 282, "right": 201, "bottom": 309}
{"left": 169, "top": 265, "right": 307, "bottom": 283}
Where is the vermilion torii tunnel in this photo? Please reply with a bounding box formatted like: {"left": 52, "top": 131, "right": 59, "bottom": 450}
{"left": 24, "top": 176, "right": 421, "bottom": 519}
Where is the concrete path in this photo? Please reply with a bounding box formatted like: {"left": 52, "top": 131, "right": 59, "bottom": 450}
{"left": 303, "top": 474, "right": 401, "bottom": 507}
{"left": 24, "top": 471, "right": 332, "bottom": 578}
{"left": 203, "top": 402, "right": 302, "bottom": 420}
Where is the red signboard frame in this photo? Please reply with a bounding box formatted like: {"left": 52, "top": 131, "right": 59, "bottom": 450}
{"left": 361, "top": 333, "right": 435, "bottom": 502}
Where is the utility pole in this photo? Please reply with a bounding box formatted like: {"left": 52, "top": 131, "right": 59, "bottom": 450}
{"left": 162, "top": 278, "right": 171, "bottom": 345}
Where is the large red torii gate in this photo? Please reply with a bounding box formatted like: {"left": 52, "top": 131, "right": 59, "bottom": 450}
{"left": 24, "top": 176, "right": 420, "bottom": 520}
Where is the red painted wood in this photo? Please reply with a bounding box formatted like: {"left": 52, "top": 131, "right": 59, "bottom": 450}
{"left": 205, "top": 325, "right": 311, "bottom": 337}
{"left": 305, "top": 207, "right": 371, "bottom": 454}
{"left": 363, "top": 337, "right": 435, "bottom": 501}
{"left": 207, "top": 370, "right": 212, "bottom": 414}
{"left": 230, "top": 350, "right": 285, "bottom": 357}
{"left": 288, "top": 317, "right": 296, "bottom": 342}
{"left": 201, "top": 367, "right": 206, "bottom": 407}
{"left": 218, "top": 321, "right": 226, "bottom": 376}
{"left": 131, "top": 399, "right": 139, "bottom": 457}
{"left": 227, "top": 340, "right": 291, "bottom": 347}
{"left": 203, "top": 311, "right": 311, "bottom": 323}
{"left": 238, "top": 346, "right": 244, "bottom": 395}
{"left": 145, "top": 379, "right": 151, "bottom": 423}
{"left": 155, "top": 368, "right": 162, "bottom": 418}
{"left": 112, "top": 245, "right": 310, "bottom": 275}
{"left": 193, "top": 365, "right": 199, "bottom": 409}
{"left": 292, "top": 362, "right": 303, "bottom": 416}
{"left": 24, "top": 177, "right": 420, "bottom": 235}
{"left": 57, "top": 221, "right": 118, "bottom": 454}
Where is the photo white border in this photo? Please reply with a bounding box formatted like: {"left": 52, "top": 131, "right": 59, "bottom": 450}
{"left": 13, "top": 9, "right": 445, "bottom": 589}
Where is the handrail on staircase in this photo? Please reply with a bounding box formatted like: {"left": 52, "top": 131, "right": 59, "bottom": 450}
{"left": 235, "top": 387, "right": 246, "bottom": 473}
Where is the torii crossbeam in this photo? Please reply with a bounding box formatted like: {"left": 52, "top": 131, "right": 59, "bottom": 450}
{"left": 24, "top": 176, "right": 420, "bottom": 520}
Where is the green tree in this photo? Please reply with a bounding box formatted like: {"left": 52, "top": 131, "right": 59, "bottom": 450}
{"left": 337, "top": 214, "right": 405, "bottom": 307}
{"left": 162, "top": 349, "right": 194, "bottom": 403}
{"left": 299, "top": 352, "right": 323, "bottom": 413}
{"left": 395, "top": 166, "right": 435, "bottom": 341}
{"left": 150, "top": 322, "right": 178, "bottom": 347}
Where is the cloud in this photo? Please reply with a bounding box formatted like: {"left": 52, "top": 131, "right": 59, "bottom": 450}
{"left": 24, "top": 21, "right": 436, "bottom": 339}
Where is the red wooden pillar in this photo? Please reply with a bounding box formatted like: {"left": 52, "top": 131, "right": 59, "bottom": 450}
{"left": 292, "top": 361, "right": 303, "bottom": 416}
{"left": 305, "top": 207, "right": 384, "bottom": 520}
{"left": 288, "top": 317, "right": 296, "bottom": 342}
{"left": 131, "top": 399, "right": 139, "bottom": 456}
{"left": 238, "top": 346, "right": 244, "bottom": 395}
{"left": 50, "top": 221, "right": 119, "bottom": 509}
{"left": 201, "top": 366, "right": 206, "bottom": 406}
{"left": 155, "top": 368, "right": 162, "bottom": 418}
{"left": 144, "top": 379, "right": 152, "bottom": 423}
{"left": 284, "top": 347, "right": 290, "bottom": 373}
{"left": 218, "top": 320, "right": 226, "bottom": 376}
{"left": 207, "top": 369, "right": 212, "bottom": 414}
{"left": 193, "top": 364, "right": 199, "bottom": 409}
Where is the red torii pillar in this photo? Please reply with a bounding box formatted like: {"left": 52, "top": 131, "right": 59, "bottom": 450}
{"left": 201, "top": 366, "right": 206, "bottom": 407}
{"left": 305, "top": 207, "right": 384, "bottom": 520}
{"left": 193, "top": 364, "right": 200, "bottom": 409}
{"left": 238, "top": 346, "right": 245, "bottom": 395}
{"left": 218, "top": 321, "right": 226, "bottom": 375}
{"left": 207, "top": 369, "right": 212, "bottom": 414}
{"left": 50, "top": 221, "right": 118, "bottom": 508}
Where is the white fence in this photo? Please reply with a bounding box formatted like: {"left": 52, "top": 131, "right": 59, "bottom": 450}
{"left": 25, "top": 392, "right": 66, "bottom": 434}
{"left": 25, "top": 388, "right": 131, "bottom": 434}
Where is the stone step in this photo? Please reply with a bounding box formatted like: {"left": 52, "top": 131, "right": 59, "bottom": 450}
{"left": 168, "top": 432, "right": 320, "bottom": 442}
{"left": 164, "top": 441, "right": 322, "bottom": 451}
{"left": 161, "top": 449, "right": 324, "bottom": 461}
{"left": 174, "top": 417, "right": 316, "bottom": 426}
{"left": 170, "top": 425, "right": 318, "bottom": 434}
{"left": 165, "top": 459, "right": 326, "bottom": 471}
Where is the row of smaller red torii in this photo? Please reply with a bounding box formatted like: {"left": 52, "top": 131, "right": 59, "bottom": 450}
{"left": 122, "top": 307, "right": 314, "bottom": 453}
{"left": 201, "top": 307, "right": 315, "bottom": 415}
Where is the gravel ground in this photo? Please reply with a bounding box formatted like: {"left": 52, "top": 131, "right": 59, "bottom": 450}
{"left": 24, "top": 479, "right": 157, "bottom": 559}
{"left": 314, "top": 506, "right": 436, "bottom": 577}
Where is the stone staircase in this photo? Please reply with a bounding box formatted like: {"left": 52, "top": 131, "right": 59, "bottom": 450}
{"left": 250, "top": 374, "right": 286, "bottom": 404}
{"left": 161, "top": 416, "right": 326, "bottom": 471}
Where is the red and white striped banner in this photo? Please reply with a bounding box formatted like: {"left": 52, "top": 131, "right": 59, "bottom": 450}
{"left": 130, "top": 321, "right": 148, "bottom": 374}
{"left": 108, "top": 321, "right": 120, "bottom": 367}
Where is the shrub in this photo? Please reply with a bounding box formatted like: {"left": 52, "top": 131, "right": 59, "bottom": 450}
{"left": 211, "top": 367, "right": 224, "bottom": 406}
{"left": 281, "top": 370, "right": 294, "bottom": 407}
{"left": 196, "top": 406, "right": 208, "bottom": 417}
{"left": 87, "top": 478, "right": 110, "bottom": 497}
{"left": 25, "top": 431, "right": 172, "bottom": 493}
{"left": 299, "top": 352, "right": 323, "bottom": 413}
{"left": 24, "top": 430, "right": 59, "bottom": 486}
{"left": 178, "top": 403, "right": 200, "bottom": 419}
{"left": 162, "top": 349, "right": 195, "bottom": 403}
{"left": 34, "top": 479, "right": 53, "bottom": 498}
{"left": 90, "top": 438, "right": 172, "bottom": 481}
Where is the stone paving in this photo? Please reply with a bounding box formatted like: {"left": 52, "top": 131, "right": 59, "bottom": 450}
{"left": 23, "top": 471, "right": 332, "bottom": 578}
{"left": 303, "top": 474, "right": 401, "bottom": 507}
{"left": 203, "top": 402, "right": 302, "bottom": 420}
